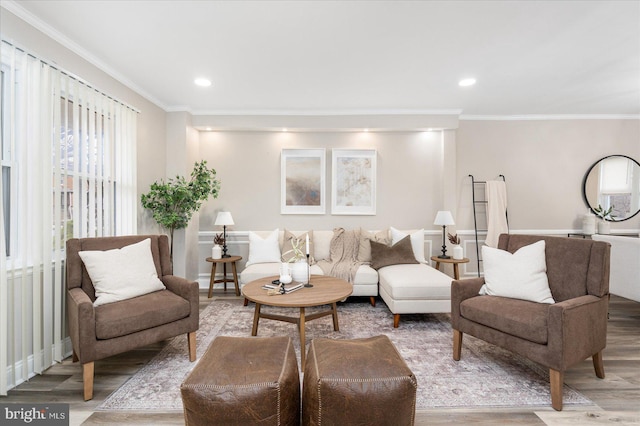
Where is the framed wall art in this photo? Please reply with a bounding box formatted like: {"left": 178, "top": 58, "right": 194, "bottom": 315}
{"left": 331, "top": 149, "right": 377, "bottom": 215}
{"left": 281, "top": 148, "right": 326, "bottom": 214}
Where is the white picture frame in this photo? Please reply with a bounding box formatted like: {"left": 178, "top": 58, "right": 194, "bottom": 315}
{"left": 281, "top": 148, "right": 326, "bottom": 214}
{"left": 331, "top": 149, "right": 377, "bottom": 215}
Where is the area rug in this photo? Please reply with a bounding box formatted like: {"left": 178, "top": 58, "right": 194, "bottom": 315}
{"left": 98, "top": 299, "right": 591, "bottom": 411}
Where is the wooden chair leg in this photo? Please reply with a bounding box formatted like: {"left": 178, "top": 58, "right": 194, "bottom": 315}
{"left": 550, "top": 368, "right": 564, "bottom": 411}
{"left": 83, "top": 362, "right": 94, "bottom": 401}
{"left": 393, "top": 314, "right": 400, "bottom": 328}
{"left": 593, "top": 351, "right": 605, "bottom": 379}
{"left": 369, "top": 296, "right": 376, "bottom": 307}
{"left": 453, "top": 329, "right": 463, "bottom": 361}
{"left": 188, "top": 331, "right": 197, "bottom": 362}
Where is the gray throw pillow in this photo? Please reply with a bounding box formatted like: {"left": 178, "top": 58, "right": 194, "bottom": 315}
{"left": 370, "top": 235, "right": 419, "bottom": 270}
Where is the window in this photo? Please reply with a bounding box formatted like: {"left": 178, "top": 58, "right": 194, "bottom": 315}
{"left": 0, "top": 39, "right": 137, "bottom": 396}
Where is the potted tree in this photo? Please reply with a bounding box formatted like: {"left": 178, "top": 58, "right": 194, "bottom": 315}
{"left": 141, "top": 160, "right": 220, "bottom": 258}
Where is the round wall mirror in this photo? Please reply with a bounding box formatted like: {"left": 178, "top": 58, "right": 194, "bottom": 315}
{"left": 582, "top": 155, "right": 640, "bottom": 222}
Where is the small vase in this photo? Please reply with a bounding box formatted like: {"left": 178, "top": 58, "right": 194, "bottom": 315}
{"left": 582, "top": 211, "right": 596, "bottom": 235}
{"left": 279, "top": 263, "right": 292, "bottom": 284}
{"left": 452, "top": 245, "right": 464, "bottom": 260}
{"left": 211, "top": 245, "right": 222, "bottom": 259}
{"left": 597, "top": 220, "right": 611, "bottom": 235}
{"left": 290, "top": 261, "right": 309, "bottom": 284}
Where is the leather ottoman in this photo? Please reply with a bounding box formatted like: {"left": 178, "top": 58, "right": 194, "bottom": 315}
{"left": 302, "top": 335, "right": 417, "bottom": 426}
{"left": 180, "top": 336, "right": 300, "bottom": 425}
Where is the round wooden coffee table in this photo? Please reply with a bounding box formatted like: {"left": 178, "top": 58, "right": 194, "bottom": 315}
{"left": 242, "top": 275, "right": 352, "bottom": 367}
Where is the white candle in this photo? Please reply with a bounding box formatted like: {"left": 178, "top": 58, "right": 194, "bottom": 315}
{"left": 306, "top": 234, "right": 309, "bottom": 255}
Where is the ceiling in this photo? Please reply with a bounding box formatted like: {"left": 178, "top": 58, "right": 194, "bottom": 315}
{"left": 5, "top": 0, "right": 640, "bottom": 116}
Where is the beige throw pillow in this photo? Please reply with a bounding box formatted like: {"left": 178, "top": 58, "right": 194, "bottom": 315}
{"left": 281, "top": 229, "right": 315, "bottom": 264}
{"left": 370, "top": 236, "right": 419, "bottom": 270}
{"left": 358, "top": 228, "right": 390, "bottom": 263}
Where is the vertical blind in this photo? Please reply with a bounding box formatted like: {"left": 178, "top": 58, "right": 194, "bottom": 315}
{"left": 0, "top": 40, "right": 137, "bottom": 395}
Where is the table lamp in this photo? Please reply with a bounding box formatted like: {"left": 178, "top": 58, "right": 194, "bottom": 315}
{"left": 434, "top": 210, "right": 455, "bottom": 259}
{"left": 214, "top": 211, "right": 234, "bottom": 258}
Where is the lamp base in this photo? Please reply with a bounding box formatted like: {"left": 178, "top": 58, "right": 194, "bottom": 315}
{"left": 437, "top": 255, "right": 451, "bottom": 259}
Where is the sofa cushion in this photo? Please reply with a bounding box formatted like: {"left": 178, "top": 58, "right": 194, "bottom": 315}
{"left": 358, "top": 228, "right": 390, "bottom": 263}
{"left": 480, "top": 240, "right": 555, "bottom": 304}
{"left": 353, "top": 264, "right": 379, "bottom": 285}
{"left": 390, "top": 227, "right": 426, "bottom": 263}
{"left": 95, "top": 289, "right": 190, "bottom": 339}
{"left": 378, "top": 264, "right": 451, "bottom": 300}
{"left": 370, "top": 236, "right": 418, "bottom": 270}
{"left": 246, "top": 229, "right": 281, "bottom": 266}
{"left": 78, "top": 238, "right": 166, "bottom": 307}
{"left": 460, "top": 296, "right": 549, "bottom": 344}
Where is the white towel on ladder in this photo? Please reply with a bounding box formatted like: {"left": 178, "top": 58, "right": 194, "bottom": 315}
{"left": 485, "top": 180, "right": 508, "bottom": 248}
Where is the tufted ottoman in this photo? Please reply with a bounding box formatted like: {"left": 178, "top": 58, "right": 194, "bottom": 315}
{"left": 180, "top": 336, "right": 300, "bottom": 425}
{"left": 302, "top": 335, "right": 417, "bottom": 426}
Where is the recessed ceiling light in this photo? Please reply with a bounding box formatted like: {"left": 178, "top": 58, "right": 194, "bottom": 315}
{"left": 459, "top": 78, "right": 476, "bottom": 87}
{"left": 282, "top": 128, "right": 288, "bottom": 132}
{"left": 194, "top": 78, "right": 212, "bottom": 87}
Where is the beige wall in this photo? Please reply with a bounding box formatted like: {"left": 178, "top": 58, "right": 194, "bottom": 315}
{"left": 1, "top": 8, "right": 168, "bottom": 235}
{"left": 456, "top": 119, "right": 640, "bottom": 233}
{"left": 198, "top": 130, "right": 447, "bottom": 233}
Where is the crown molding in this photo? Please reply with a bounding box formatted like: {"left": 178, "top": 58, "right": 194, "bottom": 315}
{"left": 460, "top": 114, "right": 640, "bottom": 121}
{"left": 1, "top": 0, "right": 168, "bottom": 111}
{"left": 189, "top": 109, "right": 464, "bottom": 117}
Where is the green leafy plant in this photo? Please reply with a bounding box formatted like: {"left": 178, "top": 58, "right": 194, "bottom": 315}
{"left": 593, "top": 204, "right": 615, "bottom": 221}
{"left": 141, "top": 160, "right": 220, "bottom": 257}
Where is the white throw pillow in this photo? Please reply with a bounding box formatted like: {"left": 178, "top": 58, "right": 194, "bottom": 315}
{"left": 390, "top": 227, "right": 426, "bottom": 263}
{"left": 79, "top": 238, "right": 166, "bottom": 307}
{"left": 246, "top": 229, "right": 281, "bottom": 266}
{"left": 479, "top": 240, "right": 555, "bottom": 304}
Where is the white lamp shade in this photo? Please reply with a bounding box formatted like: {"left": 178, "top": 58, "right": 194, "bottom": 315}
{"left": 214, "top": 211, "right": 234, "bottom": 226}
{"left": 433, "top": 210, "right": 455, "bottom": 226}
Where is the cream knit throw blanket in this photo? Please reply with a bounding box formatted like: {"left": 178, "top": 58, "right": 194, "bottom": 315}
{"left": 317, "top": 228, "right": 363, "bottom": 283}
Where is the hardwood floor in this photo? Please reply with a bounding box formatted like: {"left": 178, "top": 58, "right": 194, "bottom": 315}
{"left": 2, "top": 293, "right": 639, "bottom": 425}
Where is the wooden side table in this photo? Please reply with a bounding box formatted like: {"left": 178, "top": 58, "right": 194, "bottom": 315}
{"left": 430, "top": 256, "right": 470, "bottom": 280}
{"left": 206, "top": 256, "right": 242, "bottom": 298}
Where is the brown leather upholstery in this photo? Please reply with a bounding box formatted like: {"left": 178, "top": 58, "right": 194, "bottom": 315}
{"left": 181, "top": 336, "right": 300, "bottom": 425}
{"left": 451, "top": 234, "right": 610, "bottom": 411}
{"left": 66, "top": 235, "right": 199, "bottom": 400}
{"left": 303, "top": 335, "right": 417, "bottom": 426}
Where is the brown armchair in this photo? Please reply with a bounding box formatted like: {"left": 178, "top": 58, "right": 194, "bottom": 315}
{"left": 451, "top": 234, "right": 610, "bottom": 411}
{"left": 66, "top": 235, "right": 199, "bottom": 400}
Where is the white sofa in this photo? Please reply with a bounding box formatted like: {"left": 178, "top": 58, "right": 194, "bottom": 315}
{"left": 239, "top": 229, "right": 453, "bottom": 327}
{"left": 592, "top": 234, "right": 640, "bottom": 302}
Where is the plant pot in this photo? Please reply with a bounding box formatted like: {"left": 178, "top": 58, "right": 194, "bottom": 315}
{"left": 452, "top": 245, "right": 464, "bottom": 260}
{"left": 211, "top": 245, "right": 222, "bottom": 259}
{"left": 597, "top": 220, "right": 611, "bottom": 235}
{"left": 290, "top": 261, "right": 309, "bottom": 284}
